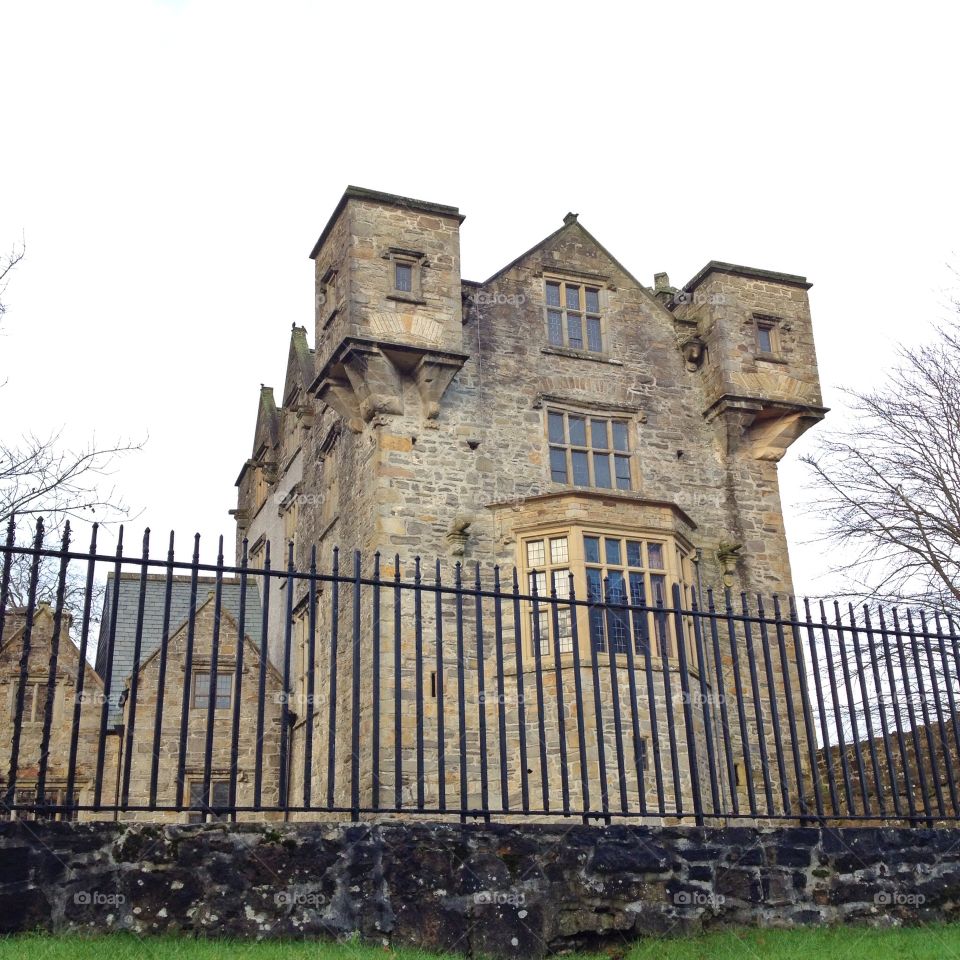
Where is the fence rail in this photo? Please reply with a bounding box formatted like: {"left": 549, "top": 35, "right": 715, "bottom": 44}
{"left": 1, "top": 517, "right": 960, "bottom": 826}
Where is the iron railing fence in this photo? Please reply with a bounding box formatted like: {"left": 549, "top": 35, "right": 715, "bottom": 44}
{"left": 1, "top": 517, "right": 960, "bottom": 826}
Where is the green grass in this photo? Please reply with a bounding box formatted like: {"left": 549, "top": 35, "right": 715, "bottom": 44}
{"left": 4, "top": 927, "right": 960, "bottom": 960}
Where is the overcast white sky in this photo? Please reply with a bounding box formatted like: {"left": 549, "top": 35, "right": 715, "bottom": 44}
{"left": 2, "top": 0, "right": 958, "bottom": 595}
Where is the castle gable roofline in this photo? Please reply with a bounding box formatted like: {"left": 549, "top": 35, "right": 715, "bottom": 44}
{"left": 309, "top": 185, "right": 465, "bottom": 260}
{"left": 473, "top": 214, "right": 675, "bottom": 320}
{"left": 682, "top": 260, "right": 812, "bottom": 293}
{"left": 282, "top": 324, "right": 314, "bottom": 407}
{"left": 252, "top": 385, "right": 280, "bottom": 458}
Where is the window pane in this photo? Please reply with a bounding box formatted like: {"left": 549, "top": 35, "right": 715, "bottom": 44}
{"left": 546, "top": 282, "right": 561, "bottom": 307}
{"left": 549, "top": 447, "right": 568, "bottom": 483}
{"left": 626, "top": 541, "right": 643, "bottom": 568}
{"left": 586, "top": 568, "right": 605, "bottom": 651}
{"left": 395, "top": 262, "right": 412, "bottom": 292}
{"left": 565, "top": 285, "right": 580, "bottom": 310}
{"left": 586, "top": 317, "right": 602, "bottom": 352}
{"left": 547, "top": 310, "right": 563, "bottom": 345}
{"left": 758, "top": 325, "right": 773, "bottom": 353}
{"left": 615, "top": 455, "right": 631, "bottom": 490}
{"left": 567, "top": 313, "right": 583, "bottom": 349}
{"left": 571, "top": 450, "right": 590, "bottom": 486}
{"left": 584, "top": 536, "right": 601, "bottom": 564}
{"left": 550, "top": 537, "right": 569, "bottom": 564}
{"left": 585, "top": 567, "right": 603, "bottom": 602}
{"left": 606, "top": 574, "right": 628, "bottom": 654}
{"left": 607, "top": 570, "right": 626, "bottom": 602}
{"left": 568, "top": 417, "right": 587, "bottom": 447}
{"left": 605, "top": 538, "right": 622, "bottom": 566}
{"left": 526, "top": 540, "right": 545, "bottom": 567}
{"left": 548, "top": 411, "right": 565, "bottom": 444}
{"left": 189, "top": 782, "right": 206, "bottom": 806}
{"left": 556, "top": 609, "right": 573, "bottom": 653}
{"left": 193, "top": 673, "right": 210, "bottom": 709}
{"left": 211, "top": 781, "right": 229, "bottom": 805}
{"left": 590, "top": 419, "right": 608, "bottom": 449}
{"left": 532, "top": 611, "right": 550, "bottom": 655}
{"left": 593, "top": 453, "right": 612, "bottom": 488}
{"left": 585, "top": 288, "right": 600, "bottom": 313}
{"left": 612, "top": 421, "right": 629, "bottom": 451}
{"left": 647, "top": 543, "right": 664, "bottom": 569}
{"left": 552, "top": 568, "right": 570, "bottom": 598}
{"left": 650, "top": 573, "right": 666, "bottom": 605}
{"left": 529, "top": 570, "right": 547, "bottom": 595}
{"left": 651, "top": 574, "right": 670, "bottom": 655}
{"left": 216, "top": 674, "right": 231, "bottom": 709}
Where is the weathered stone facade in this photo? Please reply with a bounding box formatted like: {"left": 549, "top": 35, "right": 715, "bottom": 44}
{"left": 233, "top": 186, "right": 825, "bottom": 819}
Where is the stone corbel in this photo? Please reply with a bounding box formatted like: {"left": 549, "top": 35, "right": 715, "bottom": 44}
{"left": 316, "top": 344, "right": 404, "bottom": 433}
{"left": 414, "top": 354, "right": 465, "bottom": 420}
{"left": 716, "top": 542, "right": 742, "bottom": 588}
{"left": 317, "top": 373, "right": 365, "bottom": 434}
{"left": 341, "top": 344, "right": 403, "bottom": 422}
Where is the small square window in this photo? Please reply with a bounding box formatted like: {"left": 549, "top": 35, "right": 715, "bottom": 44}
{"left": 754, "top": 317, "right": 780, "bottom": 356}
{"left": 193, "top": 672, "right": 232, "bottom": 711}
{"left": 395, "top": 262, "right": 413, "bottom": 293}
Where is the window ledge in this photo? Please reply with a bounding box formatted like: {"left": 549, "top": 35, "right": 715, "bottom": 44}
{"left": 541, "top": 345, "right": 623, "bottom": 366}
{"left": 755, "top": 353, "right": 788, "bottom": 365}
{"left": 387, "top": 293, "right": 427, "bottom": 306}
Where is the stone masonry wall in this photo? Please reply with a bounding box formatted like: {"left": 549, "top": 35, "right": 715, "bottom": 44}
{"left": 3, "top": 820, "right": 960, "bottom": 958}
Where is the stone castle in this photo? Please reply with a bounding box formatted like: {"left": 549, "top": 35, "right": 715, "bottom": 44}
{"left": 1, "top": 186, "right": 825, "bottom": 821}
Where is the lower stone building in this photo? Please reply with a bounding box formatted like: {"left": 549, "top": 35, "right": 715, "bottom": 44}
{"left": 0, "top": 604, "right": 113, "bottom": 820}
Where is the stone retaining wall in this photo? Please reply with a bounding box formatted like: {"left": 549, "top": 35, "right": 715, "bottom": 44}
{"left": 2, "top": 820, "right": 959, "bottom": 957}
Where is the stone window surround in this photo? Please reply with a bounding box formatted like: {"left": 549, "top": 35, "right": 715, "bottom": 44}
{"left": 543, "top": 404, "right": 636, "bottom": 492}
{"left": 516, "top": 520, "right": 696, "bottom": 668}
{"left": 319, "top": 265, "right": 340, "bottom": 329}
{"left": 752, "top": 313, "right": 787, "bottom": 363}
{"left": 191, "top": 669, "right": 233, "bottom": 711}
{"left": 543, "top": 273, "right": 607, "bottom": 356}
{"left": 383, "top": 247, "right": 428, "bottom": 305}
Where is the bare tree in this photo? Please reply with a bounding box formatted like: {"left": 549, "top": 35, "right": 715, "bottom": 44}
{"left": 0, "top": 240, "right": 25, "bottom": 325}
{"left": 802, "top": 317, "right": 960, "bottom": 616}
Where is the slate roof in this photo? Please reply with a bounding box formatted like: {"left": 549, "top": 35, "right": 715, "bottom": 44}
{"left": 95, "top": 574, "right": 263, "bottom": 724}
